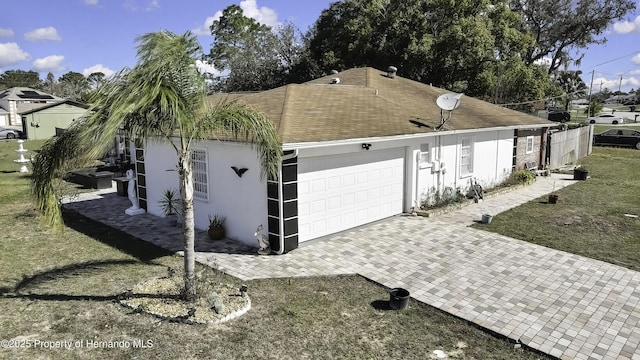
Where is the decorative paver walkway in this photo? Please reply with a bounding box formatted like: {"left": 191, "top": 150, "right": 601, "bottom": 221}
{"left": 64, "top": 173, "right": 640, "bottom": 360}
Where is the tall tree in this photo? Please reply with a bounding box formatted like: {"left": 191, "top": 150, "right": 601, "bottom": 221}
{"left": 0, "top": 70, "right": 42, "bottom": 89}
{"left": 31, "top": 31, "right": 281, "bottom": 301}
{"left": 57, "top": 71, "right": 90, "bottom": 101}
{"left": 87, "top": 72, "right": 106, "bottom": 89}
{"left": 208, "top": 5, "right": 305, "bottom": 91}
{"left": 307, "top": 0, "right": 534, "bottom": 94}
{"left": 552, "top": 70, "right": 588, "bottom": 108}
{"left": 472, "top": 58, "right": 561, "bottom": 110}
{"left": 42, "top": 72, "right": 58, "bottom": 95}
{"left": 511, "top": 0, "right": 636, "bottom": 73}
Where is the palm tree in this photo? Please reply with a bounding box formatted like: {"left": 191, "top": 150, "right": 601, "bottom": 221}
{"left": 31, "top": 31, "right": 281, "bottom": 301}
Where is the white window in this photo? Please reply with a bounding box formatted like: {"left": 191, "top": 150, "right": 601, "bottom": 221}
{"left": 526, "top": 136, "right": 534, "bottom": 154}
{"left": 192, "top": 149, "right": 208, "bottom": 201}
{"left": 419, "top": 143, "right": 430, "bottom": 168}
{"left": 460, "top": 138, "right": 473, "bottom": 176}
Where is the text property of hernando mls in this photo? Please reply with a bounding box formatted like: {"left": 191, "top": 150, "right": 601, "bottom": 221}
{"left": 1, "top": 339, "right": 154, "bottom": 349}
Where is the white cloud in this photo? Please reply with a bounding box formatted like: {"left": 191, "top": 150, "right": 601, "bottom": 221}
{"left": 624, "top": 77, "right": 639, "bottom": 89}
{"left": 239, "top": 0, "right": 279, "bottom": 27}
{"left": 146, "top": 0, "right": 159, "bottom": 11}
{"left": 0, "top": 28, "right": 14, "bottom": 37}
{"left": 534, "top": 57, "right": 552, "bottom": 66}
{"left": 82, "top": 64, "right": 115, "bottom": 78}
{"left": 613, "top": 16, "right": 640, "bottom": 34}
{"left": 193, "top": 13, "right": 222, "bottom": 36}
{"left": 24, "top": 27, "right": 62, "bottom": 42}
{"left": 592, "top": 74, "right": 640, "bottom": 93}
{"left": 84, "top": 0, "right": 99, "bottom": 5}
{"left": 32, "top": 55, "right": 65, "bottom": 72}
{"left": 123, "top": 0, "right": 160, "bottom": 12}
{"left": 632, "top": 54, "right": 640, "bottom": 66}
{"left": 194, "top": 1, "right": 279, "bottom": 36}
{"left": 195, "top": 59, "right": 221, "bottom": 77}
{"left": 0, "top": 42, "right": 30, "bottom": 68}
{"left": 630, "top": 69, "right": 640, "bottom": 76}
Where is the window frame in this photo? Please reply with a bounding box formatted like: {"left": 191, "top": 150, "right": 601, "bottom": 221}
{"left": 191, "top": 148, "right": 209, "bottom": 201}
{"left": 459, "top": 138, "right": 473, "bottom": 177}
{"left": 419, "top": 143, "right": 431, "bottom": 169}
{"left": 525, "top": 136, "right": 534, "bottom": 154}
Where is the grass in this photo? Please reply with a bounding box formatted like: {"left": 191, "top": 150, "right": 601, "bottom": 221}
{"left": 0, "top": 139, "right": 553, "bottom": 359}
{"left": 474, "top": 146, "right": 640, "bottom": 271}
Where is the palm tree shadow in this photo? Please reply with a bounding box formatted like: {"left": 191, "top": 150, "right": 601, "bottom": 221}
{"left": 61, "top": 208, "right": 172, "bottom": 262}
{"left": 1, "top": 259, "right": 181, "bottom": 303}
{"left": 1, "top": 259, "right": 138, "bottom": 302}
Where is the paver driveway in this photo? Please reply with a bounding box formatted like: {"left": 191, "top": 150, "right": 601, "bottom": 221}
{"left": 65, "top": 174, "right": 640, "bottom": 360}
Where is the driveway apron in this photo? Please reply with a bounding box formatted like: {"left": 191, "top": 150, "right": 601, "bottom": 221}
{"left": 65, "top": 174, "right": 640, "bottom": 360}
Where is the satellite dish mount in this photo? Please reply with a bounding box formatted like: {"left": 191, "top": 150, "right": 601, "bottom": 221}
{"left": 435, "top": 93, "right": 463, "bottom": 131}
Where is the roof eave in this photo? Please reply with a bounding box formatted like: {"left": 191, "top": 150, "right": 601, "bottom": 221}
{"left": 282, "top": 123, "right": 553, "bottom": 150}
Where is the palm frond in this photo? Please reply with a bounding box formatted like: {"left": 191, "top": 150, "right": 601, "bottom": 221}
{"left": 198, "top": 100, "right": 282, "bottom": 180}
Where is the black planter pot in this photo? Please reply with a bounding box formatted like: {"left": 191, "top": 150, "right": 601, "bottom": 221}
{"left": 548, "top": 194, "right": 559, "bottom": 204}
{"left": 389, "top": 288, "right": 410, "bottom": 310}
{"left": 574, "top": 168, "right": 589, "bottom": 181}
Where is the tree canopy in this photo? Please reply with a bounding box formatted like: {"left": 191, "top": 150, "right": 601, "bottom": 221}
{"left": 207, "top": 5, "right": 305, "bottom": 92}
{"left": 306, "top": 0, "right": 535, "bottom": 95}
{"left": 511, "top": 0, "right": 636, "bottom": 73}
{"left": 0, "top": 70, "right": 42, "bottom": 90}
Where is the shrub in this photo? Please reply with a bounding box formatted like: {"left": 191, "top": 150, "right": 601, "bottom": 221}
{"left": 510, "top": 169, "right": 536, "bottom": 185}
{"left": 420, "top": 186, "right": 465, "bottom": 209}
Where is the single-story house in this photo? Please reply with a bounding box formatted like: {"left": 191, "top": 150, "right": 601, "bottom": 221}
{"left": 137, "top": 67, "right": 553, "bottom": 254}
{"left": 0, "top": 107, "right": 8, "bottom": 127}
{"left": 20, "top": 100, "right": 89, "bottom": 140}
{"left": 0, "top": 87, "right": 64, "bottom": 126}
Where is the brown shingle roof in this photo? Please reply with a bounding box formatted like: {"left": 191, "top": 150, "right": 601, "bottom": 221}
{"left": 209, "top": 67, "right": 552, "bottom": 144}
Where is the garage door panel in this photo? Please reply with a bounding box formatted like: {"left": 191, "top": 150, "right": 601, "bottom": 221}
{"left": 298, "top": 148, "right": 404, "bottom": 241}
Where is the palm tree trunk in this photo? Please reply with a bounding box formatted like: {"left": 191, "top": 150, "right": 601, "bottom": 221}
{"left": 178, "top": 152, "right": 196, "bottom": 301}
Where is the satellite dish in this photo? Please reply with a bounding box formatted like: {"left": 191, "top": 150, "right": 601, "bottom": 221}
{"left": 434, "top": 92, "right": 463, "bottom": 131}
{"left": 436, "top": 93, "right": 463, "bottom": 111}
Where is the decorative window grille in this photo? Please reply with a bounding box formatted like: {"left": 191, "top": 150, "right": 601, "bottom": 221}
{"left": 460, "top": 138, "right": 473, "bottom": 176}
{"left": 192, "top": 149, "right": 208, "bottom": 201}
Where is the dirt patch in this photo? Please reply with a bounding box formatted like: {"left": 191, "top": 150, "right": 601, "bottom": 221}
{"left": 120, "top": 277, "right": 250, "bottom": 325}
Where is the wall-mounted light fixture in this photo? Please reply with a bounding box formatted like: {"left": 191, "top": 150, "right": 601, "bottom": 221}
{"left": 361, "top": 143, "right": 372, "bottom": 150}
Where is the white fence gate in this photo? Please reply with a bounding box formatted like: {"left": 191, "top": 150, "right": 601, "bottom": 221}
{"left": 548, "top": 125, "right": 593, "bottom": 170}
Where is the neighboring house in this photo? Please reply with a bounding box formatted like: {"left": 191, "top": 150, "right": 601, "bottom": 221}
{"left": 20, "top": 100, "right": 89, "bottom": 140}
{"left": 140, "top": 67, "right": 553, "bottom": 253}
{"left": 0, "top": 107, "right": 8, "bottom": 126}
{"left": 0, "top": 87, "right": 64, "bottom": 126}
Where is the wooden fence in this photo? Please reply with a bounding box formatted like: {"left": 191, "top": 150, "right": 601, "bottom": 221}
{"left": 547, "top": 125, "right": 593, "bottom": 170}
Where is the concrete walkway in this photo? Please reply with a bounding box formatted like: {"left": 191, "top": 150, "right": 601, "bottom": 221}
{"left": 64, "top": 174, "right": 640, "bottom": 360}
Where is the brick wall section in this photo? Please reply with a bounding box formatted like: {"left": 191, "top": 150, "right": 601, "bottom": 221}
{"left": 515, "top": 128, "right": 546, "bottom": 170}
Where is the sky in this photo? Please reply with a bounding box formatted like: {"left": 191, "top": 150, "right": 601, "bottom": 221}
{"left": 1, "top": 0, "right": 639, "bottom": 94}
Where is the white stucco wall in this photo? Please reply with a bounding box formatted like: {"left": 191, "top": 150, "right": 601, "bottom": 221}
{"left": 400, "top": 130, "right": 515, "bottom": 208}
{"left": 144, "top": 139, "right": 267, "bottom": 247}
{"left": 293, "top": 128, "right": 516, "bottom": 213}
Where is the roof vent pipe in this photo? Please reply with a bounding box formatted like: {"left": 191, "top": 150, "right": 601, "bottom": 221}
{"left": 387, "top": 66, "right": 397, "bottom": 78}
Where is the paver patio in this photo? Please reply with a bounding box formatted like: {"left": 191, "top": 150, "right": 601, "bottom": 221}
{"left": 64, "top": 173, "right": 640, "bottom": 360}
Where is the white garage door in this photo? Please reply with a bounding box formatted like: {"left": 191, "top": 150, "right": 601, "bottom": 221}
{"left": 297, "top": 148, "right": 405, "bottom": 242}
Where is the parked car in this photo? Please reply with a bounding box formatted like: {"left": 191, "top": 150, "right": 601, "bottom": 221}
{"left": 0, "top": 127, "right": 24, "bottom": 139}
{"left": 585, "top": 113, "right": 625, "bottom": 124}
{"left": 547, "top": 110, "right": 571, "bottom": 122}
{"left": 593, "top": 128, "right": 640, "bottom": 149}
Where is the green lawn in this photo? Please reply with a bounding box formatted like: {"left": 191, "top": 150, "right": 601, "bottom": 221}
{"left": 474, "top": 146, "right": 640, "bottom": 270}
{"left": 0, "top": 139, "right": 550, "bottom": 359}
